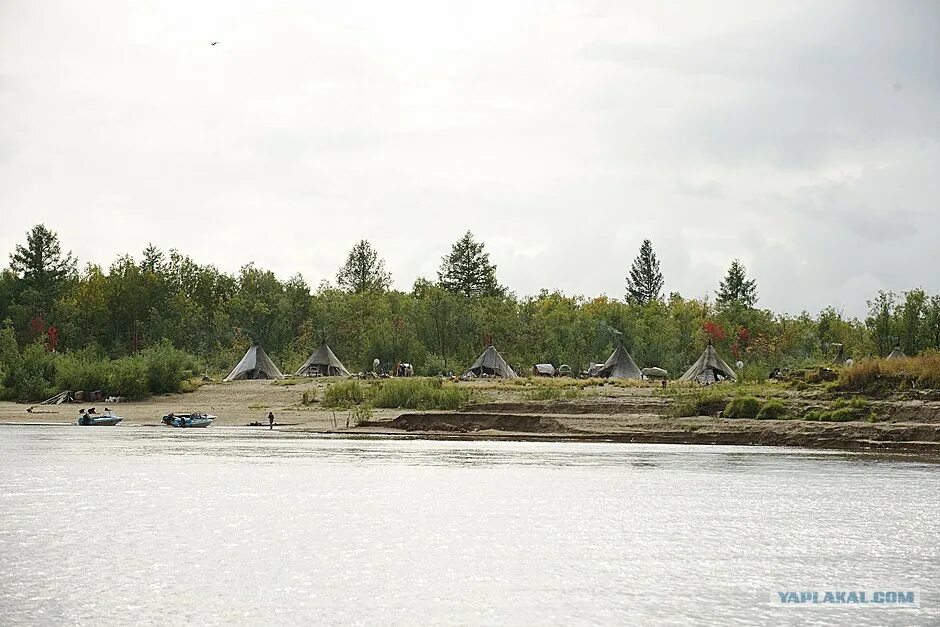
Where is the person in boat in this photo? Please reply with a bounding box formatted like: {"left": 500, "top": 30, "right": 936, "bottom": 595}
{"left": 268, "top": 411, "right": 275, "bottom": 430}
{"left": 78, "top": 408, "right": 87, "bottom": 425}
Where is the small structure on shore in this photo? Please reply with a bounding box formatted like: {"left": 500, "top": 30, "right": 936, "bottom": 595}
{"left": 886, "top": 346, "right": 907, "bottom": 360}
{"left": 532, "top": 363, "right": 556, "bottom": 377}
{"left": 642, "top": 367, "right": 668, "bottom": 380}
{"left": 832, "top": 343, "right": 847, "bottom": 366}
{"left": 465, "top": 345, "right": 517, "bottom": 378}
{"left": 595, "top": 341, "right": 642, "bottom": 379}
{"left": 680, "top": 342, "right": 736, "bottom": 383}
{"left": 295, "top": 342, "right": 351, "bottom": 377}
{"left": 224, "top": 345, "right": 285, "bottom": 381}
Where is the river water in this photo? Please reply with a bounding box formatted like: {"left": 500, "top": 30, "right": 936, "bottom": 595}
{"left": 0, "top": 426, "right": 936, "bottom": 625}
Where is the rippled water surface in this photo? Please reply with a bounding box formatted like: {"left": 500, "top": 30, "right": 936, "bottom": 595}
{"left": 1, "top": 426, "right": 937, "bottom": 625}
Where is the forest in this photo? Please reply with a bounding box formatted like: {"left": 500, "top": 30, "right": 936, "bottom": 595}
{"left": 1, "top": 224, "right": 938, "bottom": 401}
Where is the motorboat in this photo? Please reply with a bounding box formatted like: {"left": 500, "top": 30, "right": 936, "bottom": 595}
{"left": 162, "top": 412, "right": 216, "bottom": 428}
{"left": 77, "top": 413, "right": 122, "bottom": 426}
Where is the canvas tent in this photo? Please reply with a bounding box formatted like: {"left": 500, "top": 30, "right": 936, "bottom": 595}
{"left": 886, "top": 346, "right": 906, "bottom": 360}
{"left": 224, "top": 345, "right": 285, "bottom": 381}
{"left": 596, "top": 342, "right": 643, "bottom": 379}
{"left": 680, "top": 343, "right": 737, "bottom": 383}
{"left": 532, "top": 364, "right": 556, "bottom": 377}
{"left": 295, "top": 343, "right": 351, "bottom": 377}
{"left": 465, "top": 345, "right": 517, "bottom": 378}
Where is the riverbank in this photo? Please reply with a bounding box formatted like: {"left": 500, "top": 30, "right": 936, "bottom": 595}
{"left": 2, "top": 377, "right": 939, "bottom": 457}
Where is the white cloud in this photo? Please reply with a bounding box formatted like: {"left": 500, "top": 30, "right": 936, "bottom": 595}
{"left": 1, "top": 0, "right": 937, "bottom": 318}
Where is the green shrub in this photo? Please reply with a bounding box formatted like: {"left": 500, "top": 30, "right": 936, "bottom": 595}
{"left": 323, "top": 380, "right": 366, "bottom": 408}
{"left": 10, "top": 342, "right": 56, "bottom": 401}
{"left": 140, "top": 341, "right": 200, "bottom": 395}
{"left": 737, "top": 363, "right": 768, "bottom": 383}
{"left": 723, "top": 396, "right": 762, "bottom": 419}
{"left": 107, "top": 356, "right": 150, "bottom": 400}
{"left": 756, "top": 399, "right": 788, "bottom": 420}
{"left": 53, "top": 350, "right": 110, "bottom": 394}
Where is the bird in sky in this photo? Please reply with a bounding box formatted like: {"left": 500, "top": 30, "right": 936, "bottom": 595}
{"left": 210, "top": 41, "right": 220, "bottom": 46}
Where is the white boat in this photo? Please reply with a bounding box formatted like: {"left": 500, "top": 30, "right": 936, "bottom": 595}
{"left": 162, "top": 412, "right": 216, "bottom": 428}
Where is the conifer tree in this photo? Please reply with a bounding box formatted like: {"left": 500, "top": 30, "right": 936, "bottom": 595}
{"left": 336, "top": 239, "right": 392, "bottom": 293}
{"left": 438, "top": 231, "right": 503, "bottom": 297}
{"left": 716, "top": 259, "right": 758, "bottom": 308}
{"left": 625, "top": 239, "right": 664, "bottom": 305}
{"left": 9, "top": 224, "right": 76, "bottom": 312}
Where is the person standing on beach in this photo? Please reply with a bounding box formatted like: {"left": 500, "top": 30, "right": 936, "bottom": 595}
{"left": 268, "top": 411, "right": 275, "bottom": 430}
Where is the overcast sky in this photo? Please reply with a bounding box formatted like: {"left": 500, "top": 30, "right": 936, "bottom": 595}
{"left": 1, "top": 1, "right": 938, "bottom": 317}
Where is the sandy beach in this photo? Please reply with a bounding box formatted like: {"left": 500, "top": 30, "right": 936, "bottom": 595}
{"left": 2, "top": 378, "right": 939, "bottom": 457}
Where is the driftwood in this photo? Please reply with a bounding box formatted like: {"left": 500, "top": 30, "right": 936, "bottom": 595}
{"left": 39, "top": 390, "right": 73, "bottom": 405}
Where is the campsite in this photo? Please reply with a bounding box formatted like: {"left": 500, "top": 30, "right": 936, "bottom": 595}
{"left": 1, "top": 225, "right": 940, "bottom": 455}
{"left": 3, "top": 354, "right": 939, "bottom": 454}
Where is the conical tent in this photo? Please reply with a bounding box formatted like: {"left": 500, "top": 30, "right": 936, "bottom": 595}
{"left": 596, "top": 342, "right": 642, "bottom": 379}
{"left": 886, "top": 347, "right": 906, "bottom": 360}
{"left": 465, "top": 345, "right": 517, "bottom": 378}
{"left": 295, "top": 343, "right": 351, "bottom": 377}
{"left": 224, "top": 345, "right": 285, "bottom": 381}
{"left": 680, "top": 343, "right": 737, "bottom": 383}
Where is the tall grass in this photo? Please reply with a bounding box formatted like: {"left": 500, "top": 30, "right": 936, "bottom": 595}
{"left": 371, "top": 378, "right": 471, "bottom": 410}
{"left": 836, "top": 352, "right": 940, "bottom": 395}
{"left": 322, "top": 381, "right": 366, "bottom": 408}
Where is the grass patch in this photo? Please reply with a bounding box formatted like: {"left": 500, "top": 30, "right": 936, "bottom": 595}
{"left": 323, "top": 381, "right": 366, "bottom": 408}
{"left": 178, "top": 377, "right": 206, "bottom": 393}
{"left": 349, "top": 404, "right": 373, "bottom": 426}
{"left": 522, "top": 386, "right": 564, "bottom": 401}
{"left": 670, "top": 389, "right": 729, "bottom": 417}
{"left": 835, "top": 352, "right": 940, "bottom": 397}
{"left": 723, "top": 396, "right": 762, "bottom": 419}
{"left": 301, "top": 389, "right": 317, "bottom": 405}
{"left": 519, "top": 385, "right": 589, "bottom": 400}
{"left": 803, "top": 398, "right": 873, "bottom": 422}
{"left": 370, "top": 378, "right": 471, "bottom": 410}
{"left": 756, "top": 399, "right": 789, "bottom": 420}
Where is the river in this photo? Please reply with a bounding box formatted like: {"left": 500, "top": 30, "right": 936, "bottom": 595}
{"left": 0, "top": 426, "right": 936, "bottom": 625}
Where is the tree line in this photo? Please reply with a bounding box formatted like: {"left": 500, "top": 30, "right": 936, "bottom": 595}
{"left": 1, "top": 224, "right": 938, "bottom": 400}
